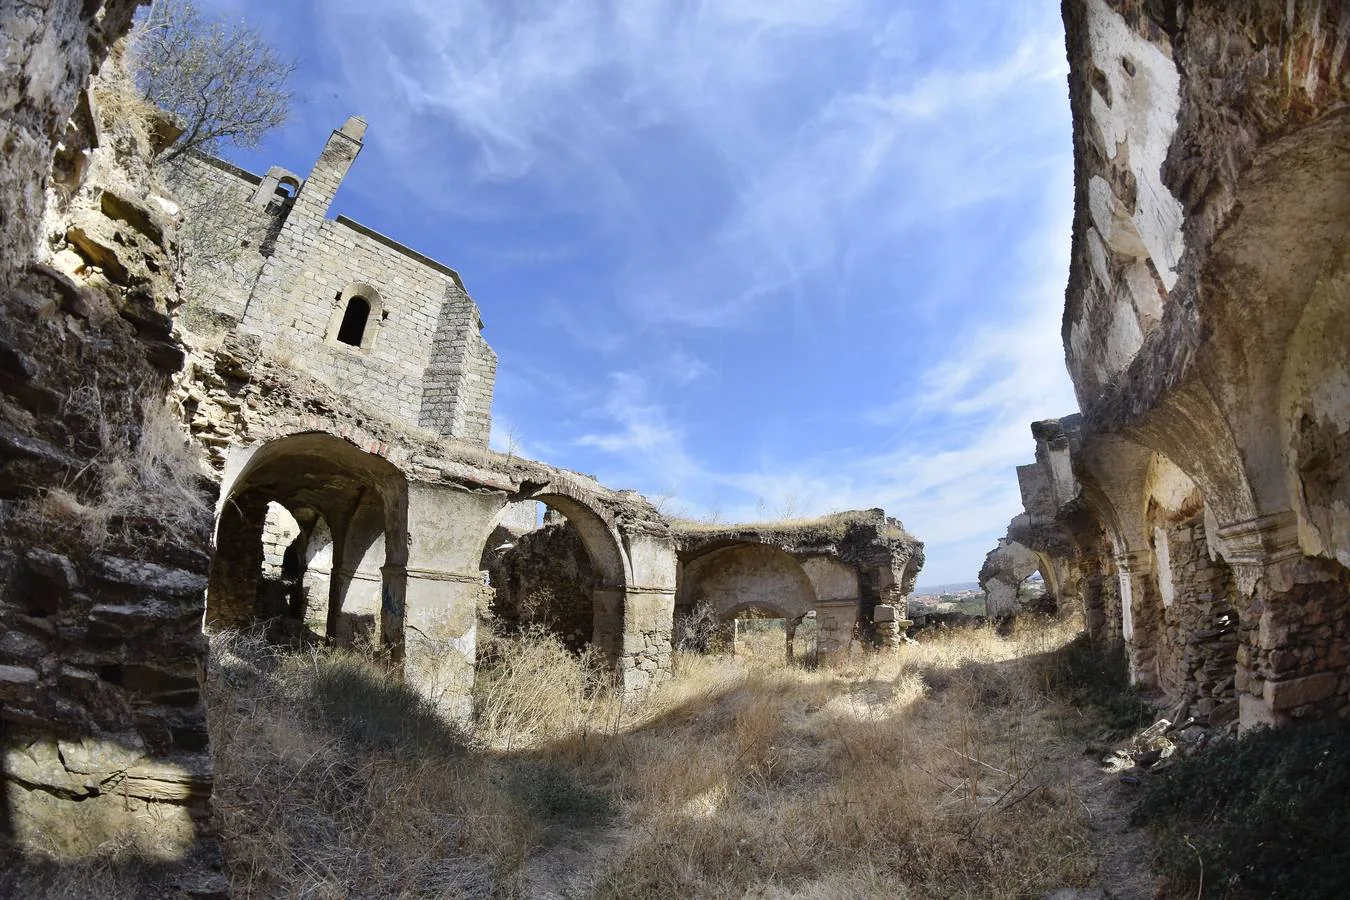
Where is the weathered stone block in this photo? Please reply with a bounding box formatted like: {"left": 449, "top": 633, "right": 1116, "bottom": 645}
{"left": 1265, "top": 672, "right": 1339, "bottom": 711}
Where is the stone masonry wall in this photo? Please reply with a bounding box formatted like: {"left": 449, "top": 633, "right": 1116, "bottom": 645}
{"left": 1154, "top": 515, "right": 1239, "bottom": 725}
{"left": 169, "top": 123, "right": 497, "bottom": 445}
{"left": 990, "top": 1, "right": 1350, "bottom": 731}
{"left": 163, "top": 153, "right": 285, "bottom": 327}
{"left": 1, "top": 15, "right": 223, "bottom": 890}
{"left": 420, "top": 282, "right": 497, "bottom": 446}
{"left": 484, "top": 522, "right": 597, "bottom": 653}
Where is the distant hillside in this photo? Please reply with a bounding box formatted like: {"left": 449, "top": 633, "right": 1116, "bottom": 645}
{"left": 913, "top": 581, "right": 980, "bottom": 596}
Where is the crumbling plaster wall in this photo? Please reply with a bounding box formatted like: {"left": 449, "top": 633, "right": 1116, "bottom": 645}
{"left": 1, "top": 7, "right": 225, "bottom": 887}
{"left": 991, "top": 0, "right": 1350, "bottom": 731}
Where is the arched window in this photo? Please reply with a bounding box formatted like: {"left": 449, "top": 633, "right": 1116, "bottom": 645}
{"left": 336, "top": 296, "right": 370, "bottom": 346}
{"left": 327, "top": 282, "right": 383, "bottom": 350}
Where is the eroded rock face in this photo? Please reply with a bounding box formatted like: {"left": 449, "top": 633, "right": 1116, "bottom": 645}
{"left": 0, "top": 4, "right": 224, "bottom": 888}
{"left": 0, "top": 0, "right": 141, "bottom": 283}
{"left": 989, "top": 0, "right": 1350, "bottom": 731}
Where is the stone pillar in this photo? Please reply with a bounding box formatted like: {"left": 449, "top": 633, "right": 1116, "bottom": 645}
{"left": 815, "top": 600, "right": 860, "bottom": 665}
{"left": 206, "top": 495, "right": 267, "bottom": 626}
{"left": 718, "top": 619, "right": 738, "bottom": 655}
{"left": 873, "top": 603, "right": 909, "bottom": 652}
{"left": 785, "top": 621, "right": 796, "bottom": 663}
{"left": 618, "top": 587, "right": 675, "bottom": 693}
{"left": 400, "top": 482, "right": 508, "bottom": 719}
{"left": 403, "top": 567, "right": 486, "bottom": 722}
{"left": 328, "top": 566, "right": 383, "bottom": 645}
{"left": 1115, "top": 550, "right": 1160, "bottom": 687}
{"left": 1219, "top": 512, "right": 1350, "bottom": 730}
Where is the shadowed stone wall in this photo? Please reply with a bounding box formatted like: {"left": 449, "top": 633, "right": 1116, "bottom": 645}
{"left": 0, "top": 5, "right": 224, "bottom": 889}
{"left": 986, "top": 0, "right": 1350, "bottom": 731}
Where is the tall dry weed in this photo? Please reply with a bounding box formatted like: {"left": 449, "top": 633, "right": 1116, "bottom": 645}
{"left": 23, "top": 393, "right": 208, "bottom": 550}
{"left": 208, "top": 616, "right": 1109, "bottom": 898}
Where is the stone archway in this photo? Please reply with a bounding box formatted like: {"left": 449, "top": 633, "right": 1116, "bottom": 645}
{"left": 530, "top": 492, "right": 631, "bottom": 668}
{"left": 207, "top": 432, "right": 409, "bottom": 656}
{"left": 679, "top": 543, "right": 824, "bottom": 663}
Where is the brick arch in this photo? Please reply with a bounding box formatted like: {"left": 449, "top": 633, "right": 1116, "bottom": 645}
{"left": 515, "top": 479, "right": 631, "bottom": 589}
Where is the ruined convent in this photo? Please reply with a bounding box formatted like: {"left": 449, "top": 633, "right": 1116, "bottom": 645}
{"left": 2, "top": 0, "right": 1349, "bottom": 891}
{"left": 0, "top": 3, "right": 923, "bottom": 866}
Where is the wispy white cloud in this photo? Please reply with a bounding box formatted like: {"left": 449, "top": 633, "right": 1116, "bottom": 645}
{"left": 222, "top": 0, "right": 1080, "bottom": 586}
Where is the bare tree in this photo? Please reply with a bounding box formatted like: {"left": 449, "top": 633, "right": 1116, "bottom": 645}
{"left": 133, "top": 0, "right": 294, "bottom": 161}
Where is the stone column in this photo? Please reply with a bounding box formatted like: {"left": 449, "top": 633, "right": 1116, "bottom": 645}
{"left": 1115, "top": 550, "right": 1160, "bottom": 687}
{"left": 618, "top": 587, "right": 675, "bottom": 693}
{"left": 1219, "top": 512, "right": 1350, "bottom": 730}
{"left": 873, "top": 603, "right": 908, "bottom": 652}
{"left": 815, "top": 600, "right": 859, "bottom": 665}
{"left": 400, "top": 482, "right": 508, "bottom": 720}
{"left": 403, "top": 567, "right": 487, "bottom": 722}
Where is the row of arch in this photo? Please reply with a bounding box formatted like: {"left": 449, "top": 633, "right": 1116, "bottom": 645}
{"left": 205, "top": 432, "right": 668, "bottom": 695}
{"left": 1034, "top": 74, "right": 1350, "bottom": 728}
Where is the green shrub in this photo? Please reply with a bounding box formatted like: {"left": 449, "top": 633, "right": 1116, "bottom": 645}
{"left": 1039, "top": 632, "right": 1154, "bottom": 732}
{"left": 1132, "top": 722, "right": 1350, "bottom": 898}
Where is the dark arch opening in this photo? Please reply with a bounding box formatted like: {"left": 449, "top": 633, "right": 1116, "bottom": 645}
{"left": 478, "top": 494, "right": 629, "bottom": 671}
{"left": 481, "top": 503, "right": 597, "bottom": 655}
{"left": 208, "top": 433, "right": 409, "bottom": 656}
{"left": 336, "top": 296, "right": 370, "bottom": 347}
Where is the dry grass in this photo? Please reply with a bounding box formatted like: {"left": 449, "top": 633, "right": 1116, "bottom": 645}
{"left": 209, "top": 617, "right": 1105, "bottom": 898}
{"left": 670, "top": 509, "right": 913, "bottom": 542}
{"left": 18, "top": 393, "right": 209, "bottom": 550}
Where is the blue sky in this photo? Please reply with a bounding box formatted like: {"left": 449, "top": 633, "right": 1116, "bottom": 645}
{"left": 188, "top": 0, "right": 1078, "bottom": 587}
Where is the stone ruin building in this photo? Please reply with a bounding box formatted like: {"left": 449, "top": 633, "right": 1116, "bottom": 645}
{"left": 164, "top": 116, "right": 681, "bottom": 704}
{"left": 671, "top": 511, "right": 924, "bottom": 662}
{"left": 0, "top": 9, "right": 674, "bottom": 874}
{"left": 984, "top": 0, "right": 1350, "bottom": 734}
{"left": 0, "top": 2, "right": 925, "bottom": 880}
{"left": 482, "top": 508, "right": 924, "bottom": 665}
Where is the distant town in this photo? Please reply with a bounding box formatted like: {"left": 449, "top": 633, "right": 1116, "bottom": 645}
{"left": 911, "top": 574, "right": 1045, "bottom": 620}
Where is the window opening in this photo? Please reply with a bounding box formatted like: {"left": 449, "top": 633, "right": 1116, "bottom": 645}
{"left": 336, "top": 297, "right": 370, "bottom": 347}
